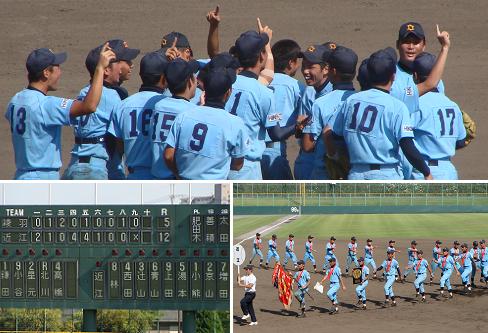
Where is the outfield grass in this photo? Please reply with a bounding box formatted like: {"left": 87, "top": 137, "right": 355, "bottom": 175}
{"left": 233, "top": 215, "right": 284, "bottom": 237}
{"left": 270, "top": 213, "right": 488, "bottom": 239}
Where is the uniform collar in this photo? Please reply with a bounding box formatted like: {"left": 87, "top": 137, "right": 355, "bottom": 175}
{"left": 315, "top": 79, "right": 330, "bottom": 93}
{"left": 27, "top": 85, "right": 46, "bottom": 96}
{"left": 239, "top": 70, "right": 259, "bottom": 80}
{"left": 333, "top": 82, "right": 355, "bottom": 91}
{"left": 172, "top": 95, "right": 190, "bottom": 102}
{"left": 372, "top": 87, "right": 390, "bottom": 94}
{"left": 397, "top": 61, "right": 413, "bottom": 74}
{"left": 139, "top": 85, "right": 165, "bottom": 94}
{"left": 204, "top": 99, "right": 226, "bottom": 109}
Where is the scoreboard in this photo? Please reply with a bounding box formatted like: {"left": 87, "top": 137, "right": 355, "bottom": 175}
{"left": 0, "top": 204, "right": 229, "bottom": 311}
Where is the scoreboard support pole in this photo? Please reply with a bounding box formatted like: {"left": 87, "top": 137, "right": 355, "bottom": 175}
{"left": 82, "top": 309, "right": 97, "bottom": 332}
{"left": 182, "top": 310, "right": 196, "bottom": 333}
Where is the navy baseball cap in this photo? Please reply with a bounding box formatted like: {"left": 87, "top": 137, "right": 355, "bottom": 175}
{"left": 234, "top": 30, "right": 269, "bottom": 61}
{"left": 328, "top": 257, "right": 336, "bottom": 262}
{"left": 435, "top": 240, "right": 442, "bottom": 244}
{"left": 382, "top": 47, "right": 398, "bottom": 63}
{"left": 358, "top": 257, "right": 365, "bottom": 262}
{"left": 328, "top": 46, "right": 358, "bottom": 74}
{"left": 289, "top": 234, "right": 294, "bottom": 238}
{"left": 160, "top": 32, "right": 191, "bottom": 50}
{"left": 85, "top": 43, "right": 122, "bottom": 75}
{"left": 330, "top": 236, "right": 336, "bottom": 241}
{"left": 204, "top": 67, "right": 236, "bottom": 98}
{"left": 256, "top": 233, "right": 261, "bottom": 236}
{"left": 357, "top": 58, "right": 370, "bottom": 90}
{"left": 480, "top": 239, "right": 486, "bottom": 244}
{"left": 297, "top": 260, "right": 305, "bottom": 265}
{"left": 367, "top": 239, "right": 373, "bottom": 242}
{"left": 387, "top": 249, "right": 395, "bottom": 254}
{"left": 308, "top": 235, "right": 314, "bottom": 239}
{"left": 26, "top": 48, "right": 67, "bottom": 74}
{"left": 139, "top": 51, "right": 168, "bottom": 76}
{"left": 209, "top": 52, "right": 240, "bottom": 70}
{"left": 411, "top": 240, "right": 417, "bottom": 245}
{"left": 367, "top": 49, "right": 397, "bottom": 84}
{"left": 165, "top": 58, "right": 199, "bottom": 91}
{"left": 412, "top": 52, "right": 436, "bottom": 77}
{"left": 417, "top": 250, "right": 424, "bottom": 255}
{"left": 244, "top": 265, "right": 253, "bottom": 271}
{"left": 108, "top": 39, "right": 140, "bottom": 62}
{"left": 442, "top": 247, "right": 449, "bottom": 252}
{"left": 398, "top": 22, "right": 425, "bottom": 41}
{"left": 272, "top": 234, "right": 277, "bottom": 238}
{"left": 351, "top": 236, "right": 357, "bottom": 241}
{"left": 300, "top": 44, "right": 331, "bottom": 64}
{"left": 473, "top": 240, "right": 479, "bottom": 246}
{"left": 454, "top": 240, "right": 460, "bottom": 245}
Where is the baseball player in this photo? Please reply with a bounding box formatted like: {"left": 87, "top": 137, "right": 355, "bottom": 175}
{"left": 387, "top": 240, "right": 401, "bottom": 280}
{"left": 431, "top": 240, "right": 443, "bottom": 283}
{"left": 329, "top": 48, "right": 433, "bottom": 180}
{"left": 355, "top": 257, "right": 369, "bottom": 310}
{"left": 284, "top": 234, "right": 298, "bottom": 269}
{"left": 303, "top": 235, "right": 318, "bottom": 272}
{"left": 265, "top": 234, "right": 280, "bottom": 268}
{"left": 319, "top": 257, "right": 346, "bottom": 315}
{"left": 108, "top": 39, "right": 140, "bottom": 100}
{"left": 469, "top": 241, "right": 481, "bottom": 287}
{"left": 364, "top": 239, "right": 377, "bottom": 278}
{"left": 164, "top": 66, "right": 250, "bottom": 179}
{"left": 150, "top": 58, "right": 198, "bottom": 179}
{"left": 450, "top": 240, "right": 461, "bottom": 270}
{"left": 302, "top": 45, "right": 357, "bottom": 179}
{"left": 6, "top": 45, "right": 115, "bottom": 180}
{"left": 459, "top": 243, "right": 474, "bottom": 292}
{"left": 407, "top": 250, "right": 433, "bottom": 302}
{"left": 403, "top": 240, "right": 419, "bottom": 281}
{"left": 294, "top": 43, "right": 334, "bottom": 180}
{"left": 410, "top": 52, "right": 466, "bottom": 180}
{"left": 261, "top": 39, "right": 305, "bottom": 180}
{"left": 293, "top": 260, "right": 311, "bottom": 318}
{"left": 322, "top": 236, "right": 337, "bottom": 273}
{"left": 376, "top": 250, "right": 402, "bottom": 307}
{"left": 108, "top": 51, "right": 168, "bottom": 179}
{"left": 433, "top": 247, "right": 460, "bottom": 298}
{"left": 249, "top": 233, "right": 263, "bottom": 267}
{"left": 345, "top": 236, "right": 359, "bottom": 275}
{"left": 479, "top": 240, "right": 488, "bottom": 284}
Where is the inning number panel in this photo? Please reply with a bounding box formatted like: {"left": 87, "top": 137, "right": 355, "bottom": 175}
{"left": 0, "top": 204, "right": 229, "bottom": 310}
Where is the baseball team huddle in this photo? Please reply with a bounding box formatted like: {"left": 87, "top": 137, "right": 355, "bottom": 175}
{"left": 4, "top": 5, "right": 476, "bottom": 180}
{"left": 247, "top": 233, "right": 488, "bottom": 316}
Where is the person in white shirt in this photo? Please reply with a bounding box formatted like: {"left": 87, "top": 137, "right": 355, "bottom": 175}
{"left": 238, "top": 265, "right": 257, "bottom": 326}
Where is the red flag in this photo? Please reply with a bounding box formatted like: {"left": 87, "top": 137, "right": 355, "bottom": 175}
{"left": 271, "top": 263, "right": 293, "bottom": 309}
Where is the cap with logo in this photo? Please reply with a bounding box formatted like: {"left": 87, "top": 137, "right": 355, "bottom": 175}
{"left": 26, "top": 48, "right": 67, "bottom": 74}
{"left": 139, "top": 51, "right": 169, "bottom": 76}
{"left": 160, "top": 32, "right": 191, "bottom": 50}
{"left": 164, "top": 58, "right": 199, "bottom": 92}
{"left": 398, "top": 22, "right": 425, "bottom": 41}
{"left": 328, "top": 46, "right": 358, "bottom": 74}
{"left": 300, "top": 44, "right": 332, "bottom": 64}
{"left": 412, "top": 52, "right": 436, "bottom": 78}
{"left": 108, "top": 39, "right": 140, "bottom": 62}
{"left": 234, "top": 30, "right": 269, "bottom": 62}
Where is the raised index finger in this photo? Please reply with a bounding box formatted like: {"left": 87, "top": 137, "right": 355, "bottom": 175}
{"left": 171, "top": 36, "right": 178, "bottom": 49}
{"left": 257, "top": 17, "right": 263, "bottom": 31}
{"left": 436, "top": 24, "right": 440, "bottom": 35}
{"left": 215, "top": 5, "right": 219, "bottom": 14}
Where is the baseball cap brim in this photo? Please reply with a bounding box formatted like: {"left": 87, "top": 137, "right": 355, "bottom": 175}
{"left": 187, "top": 59, "right": 200, "bottom": 74}
{"left": 53, "top": 52, "right": 68, "bottom": 66}
{"left": 399, "top": 30, "right": 424, "bottom": 40}
{"left": 118, "top": 48, "right": 140, "bottom": 62}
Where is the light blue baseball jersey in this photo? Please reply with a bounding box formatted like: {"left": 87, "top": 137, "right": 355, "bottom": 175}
{"left": 268, "top": 239, "right": 277, "bottom": 252}
{"left": 190, "top": 87, "right": 203, "bottom": 105}
{"left": 326, "top": 266, "right": 342, "bottom": 283}
{"left": 326, "top": 242, "right": 336, "bottom": 257}
{"left": 70, "top": 85, "right": 121, "bottom": 159}
{"left": 450, "top": 247, "right": 460, "bottom": 260}
{"left": 6, "top": 88, "right": 74, "bottom": 172}
{"left": 304, "top": 84, "right": 355, "bottom": 171}
{"left": 480, "top": 247, "right": 487, "bottom": 265}
{"left": 381, "top": 259, "right": 399, "bottom": 277}
{"left": 365, "top": 245, "right": 374, "bottom": 259}
{"left": 432, "top": 246, "right": 442, "bottom": 260}
{"left": 109, "top": 89, "right": 166, "bottom": 170}
{"left": 253, "top": 238, "right": 262, "bottom": 249}
{"left": 267, "top": 73, "right": 305, "bottom": 156}
{"left": 305, "top": 241, "right": 314, "bottom": 253}
{"left": 407, "top": 247, "right": 418, "bottom": 262}
{"left": 439, "top": 255, "right": 455, "bottom": 271}
{"left": 459, "top": 252, "right": 474, "bottom": 269}
{"left": 165, "top": 104, "right": 250, "bottom": 180}
{"left": 412, "top": 91, "right": 465, "bottom": 159}
{"left": 286, "top": 239, "right": 295, "bottom": 252}
{"left": 295, "top": 81, "right": 333, "bottom": 178}
{"left": 150, "top": 96, "right": 194, "bottom": 179}
{"left": 348, "top": 242, "right": 358, "bottom": 257}
{"left": 224, "top": 72, "right": 277, "bottom": 161}
{"left": 414, "top": 258, "right": 429, "bottom": 274}
{"left": 332, "top": 88, "right": 414, "bottom": 165}
{"left": 294, "top": 270, "right": 310, "bottom": 289}
{"left": 360, "top": 266, "right": 370, "bottom": 280}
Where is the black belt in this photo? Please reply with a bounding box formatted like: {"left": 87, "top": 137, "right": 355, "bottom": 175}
{"left": 428, "top": 160, "right": 439, "bottom": 166}
{"left": 369, "top": 164, "right": 381, "bottom": 170}
{"left": 22, "top": 168, "right": 59, "bottom": 172}
{"left": 78, "top": 156, "right": 92, "bottom": 163}
{"left": 75, "top": 136, "right": 105, "bottom": 144}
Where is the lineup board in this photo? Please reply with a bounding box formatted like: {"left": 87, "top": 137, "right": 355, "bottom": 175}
{"left": 0, "top": 204, "right": 229, "bottom": 310}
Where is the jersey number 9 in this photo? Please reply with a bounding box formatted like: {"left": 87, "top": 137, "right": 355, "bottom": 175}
{"left": 190, "top": 123, "right": 208, "bottom": 151}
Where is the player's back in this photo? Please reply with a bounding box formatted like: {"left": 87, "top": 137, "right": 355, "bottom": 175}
{"left": 70, "top": 85, "right": 121, "bottom": 159}
{"left": 111, "top": 91, "right": 166, "bottom": 169}
{"left": 150, "top": 97, "right": 194, "bottom": 179}
{"left": 6, "top": 88, "right": 71, "bottom": 170}
{"left": 335, "top": 88, "right": 412, "bottom": 165}
{"left": 168, "top": 105, "right": 248, "bottom": 180}
{"left": 413, "top": 91, "right": 465, "bottom": 159}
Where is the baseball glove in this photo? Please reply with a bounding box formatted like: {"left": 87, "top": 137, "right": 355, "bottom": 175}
{"left": 462, "top": 110, "right": 476, "bottom": 146}
{"left": 324, "top": 153, "right": 350, "bottom": 180}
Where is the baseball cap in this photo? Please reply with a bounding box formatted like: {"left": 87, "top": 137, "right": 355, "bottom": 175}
{"left": 442, "top": 247, "right": 449, "bottom": 252}
{"left": 454, "top": 240, "right": 460, "bottom": 245}
{"left": 256, "top": 233, "right": 261, "bottom": 237}
{"left": 300, "top": 44, "right": 331, "bottom": 64}
{"left": 473, "top": 240, "right": 479, "bottom": 246}
{"left": 328, "top": 46, "right": 358, "bottom": 75}
{"left": 139, "top": 51, "right": 169, "bottom": 76}
{"left": 382, "top": 47, "right": 398, "bottom": 63}
{"left": 272, "top": 234, "right": 277, "bottom": 238}
{"left": 358, "top": 257, "right": 365, "bottom": 262}
{"left": 244, "top": 265, "right": 253, "bottom": 271}
{"left": 328, "top": 257, "right": 336, "bottom": 262}
{"left": 208, "top": 52, "right": 240, "bottom": 70}
{"left": 297, "top": 260, "right": 305, "bottom": 265}
{"left": 366, "top": 239, "right": 372, "bottom": 242}
{"left": 461, "top": 243, "right": 468, "bottom": 248}
{"left": 389, "top": 240, "right": 395, "bottom": 243}
{"left": 160, "top": 32, "right": 191, "bottom": 50}
{"left": 234, "top": 30, "right": 269, "bottom": 62}
{"left": 203, "top": 67, "right": 236, "bottom": 98}
{"left": 411, "top": 240, "right": 417, "bottom": 245}
{"left": 26, "top": 48, "right": 67, "bottom": 74}
{"left": 308, "top": 235, "right": 314, "bottom": 239}
{"left": 435, "top": 240, "right": 442, "bottom": 244}
{"left": 387, "top": 249, "right": 395, "bottom": 254}
{"left": 481, "top": 239, "right": 486, "bottom": 244}
{"left": 351, "top": 236, "right": 357, "bottom": 241}
{"left": 417, "top": 250, "right": 423, "bottom": 255}
{"left": 412, "top": 52, "right": 436, "bottom": 78}
{"left": 357, "top": 58, "right": 370, "bottom": 90}
{"left": 289, "top": 234, "right": 295, "bottom": 238}
{"left": 164, "top": 58, "right": 199, "bottom": 92}
{"left": 108, "top": 39, "right": 140, "bottom": 62}
{"left": 367, "top": 49, "right": 397, "bottom": 84}
{"left": 330, "top": 236, "right": 336, "bottom": 241}
{"left": 398, "top": 22, "right": 425, "bottom": 41}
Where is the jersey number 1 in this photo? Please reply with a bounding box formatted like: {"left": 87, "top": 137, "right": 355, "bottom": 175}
{"left": 349, "top": 103, "right": 378, "bottom": 133}
{"left": 9, "top": 105, "right": 26, "bottom": 135}
{"left": 437, "top": 108, "right": 455, "bottom": 136}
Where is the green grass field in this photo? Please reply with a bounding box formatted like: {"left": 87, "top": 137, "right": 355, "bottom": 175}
{"left": 243, "top": 213, "right": 488, "bottom": 239}
{"left": 233, "top": 215, "right": 284, "bottom": 237}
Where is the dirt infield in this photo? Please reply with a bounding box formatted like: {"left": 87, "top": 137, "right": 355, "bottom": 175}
{"left": 233, "top": 238, "right": 487, "bottom": 332}
{"left": 0, "top": 0, "right": 487, "bottom": 179}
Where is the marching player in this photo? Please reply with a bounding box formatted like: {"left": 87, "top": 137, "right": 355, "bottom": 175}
{"left": 403, "top": 240, "right": 419, "bottom": 281}
{"left": 459, "top": 243, "right": 474, "bottom": 293}
{"left": 450, "top": 240, "right": 461, "bottom": 270}
{"left": 364, "top": 239, "right": 377, "bottom": 278}
{"left": 304, "top": 235, "right": 318, "bottom": 272}
{"left": 355, "top": 257, "right": 369, "bottom": 310}
{"left": 265, "top": 234, "right": 280, "bottom": 268}
{"left": 469, "top": 241, "right": 481, "bottom": 287}
{"left": 433, "top": 247, "right": 460, "bottom": 298}
{"left": 320, "top": 257, "right": 346, "bottom": 315}
{"left": 480, "top": 240, "right": 488, "bottom": 284}
{"left": 387, "top": 240, "right": 400, "bottom": 280}
{"left": 293, "top": 260, "right": 311, "bottom": 318}
{"left": 376, "top": 250, "right": 402, "bottom": 307}
{"left": 284, "top": 234, "right": 298, "bottom": 269}
{"left": 323, "top": 236, "right": 337, "bottom": 273}
{"left": 249, "top": 233, "right": 263, "bottom": 267}
{"left": 345, "top": 236, "right": 359, "bottom": 275}
{"left": 431, "top": 240, "right": 443, "bottom": 283}
{"left": 407, "top": 250, "right": 433, "bottom": 302}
